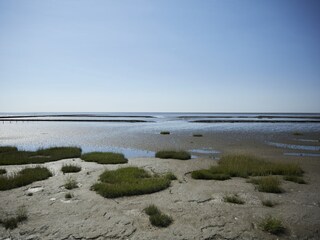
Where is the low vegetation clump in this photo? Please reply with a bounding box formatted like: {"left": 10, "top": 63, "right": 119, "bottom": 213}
{"left": 155, "top": 150, "right": 191, "bottom": 160}
{"left": 223, "top": 194, "right": 245, "bottom": 204}
{"left": 165, "top": 172, "right": 177, "bottom": 180}
{"left": 192, "top": 171, "right": 230, "bottom": 180}
{"left": 262, "top": 199, "right": 278, "bottom": 207}
{"left": 81, "top": 152, "right": 128, "bottom": 164}
{"left": 248, "top": 176, "right": 283, "bottom": 193}
{"left": 283, "top": 175, "right": 306, "bottom": 184}
{"left": 0, "top": 167, "right": 52, "bottom": 190}
{"left": 144, "top": 204, "right": 173, "bottom": 228}
{"left": 160, "top": 131, "right": 170, "bottom": 135}
{"left": 260, "top": 216, "right": 285, "bottom": 235}
{"left": 193, "top": 134, "right": 203, "bottom": 137}
{"left": 91, "top": 167, "right": 171, "bottom": 198}
{"left": 0, "top": 169, "right": 6, "bottom": 175}
{"left": 61, "top": 164, "right": 81, "bottom": 173}
{"left": 293, "top": 132, "right": 303, "bottom": 136}
{"left": 0, "top": 146, "right": 81, "bottom": 165}
{"left": 0, "top": 205, "right": 28, "bottom": 229}
{"left": 64, "top": 176, "right": 78, "bottom": 190}
{"left": 192, "top": 154, "right": 303, "bottom": 178}
{"left": 65, "top": 193, "right": 73, "bottom": 199}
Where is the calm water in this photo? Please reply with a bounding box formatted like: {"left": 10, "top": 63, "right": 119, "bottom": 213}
{"left": 1, "top": 112, "right": 319, "bottom": 157}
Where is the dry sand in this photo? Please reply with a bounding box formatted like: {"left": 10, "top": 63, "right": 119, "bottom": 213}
{"left": 1, "top": 132, "right": 320, "bottom": 240}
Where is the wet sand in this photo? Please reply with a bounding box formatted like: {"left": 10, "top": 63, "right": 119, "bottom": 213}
{"left": 1, "top": 131, "right": 320, "bottom": 239}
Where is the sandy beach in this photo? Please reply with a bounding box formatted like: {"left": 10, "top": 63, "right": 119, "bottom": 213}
{"left": 1, "top": 129, "right": 320, "bottom": 240}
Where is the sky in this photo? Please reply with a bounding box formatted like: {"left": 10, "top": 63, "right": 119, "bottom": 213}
{"left": 0, "top": 0, "right": 319, "bottom": 113}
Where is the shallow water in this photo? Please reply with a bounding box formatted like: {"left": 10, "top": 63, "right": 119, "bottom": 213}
{"left": 267, "top": 142, "right": 320, "bottom": 151}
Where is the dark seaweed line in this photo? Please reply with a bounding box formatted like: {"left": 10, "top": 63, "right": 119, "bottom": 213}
{"left": 191, "top": 120, "right": 320, "bottom": 123}
{"left": 0, "top": 119, "right": 153, "bottom": 123}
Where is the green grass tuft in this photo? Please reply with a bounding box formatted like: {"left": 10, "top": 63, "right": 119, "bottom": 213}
{"left": 191, "top": 170, "right": 230, "bottom": 180}
{"left": 262, "top": 199, "right": 277, "bottom": 207}
{"left": 144, "top": 204, "right": 161, "bottom": 216}
{"left": 293, "top": 132, "right": 303, "bottom": 136}
{"left": 283, "top": 175, "right": 307, "bottom": 184}
{"left": 0, "top": 169, "right": 6, "bottom": 175}
{"left": 0, "top": 167, "right": 52, "bottom": 190}
{"left": 0, "top": 205, "right": 28, "bottom": 229}
{"left": 160, "top": 131, "right": 170, "bottom": 135}
{"left": 165, "top": 172, "right": 177, "bottom": 180}
{"left": 65, "top": 193, "right": 73, "bottom": 199}
{"left": 223, "top": 194, "right": 245, "bottom": 204}
{"left": 64, "top": 176, "right": 78, "bottom": 190}
{"left": 248, "top": 176, "right": 283, "bottom": 193}
{"left": 0, "top": 146, "right": 81, "bottom": 165}
{"left": 155, "top": 150, "right": 191, "bottom": 160}
{"left": 81, "top": 152, "right": 128, "bottom": 164}
{"left": 91, "top": 167, "right": 171, "bottom": 198}
{"left": 144, "top": 204, "right": 173, "bottom": 228}
{"left": 260, "top": 216, "right": 285, "bottom": 235}
{"left": 61, "top": 164, "right": 81, "bottom": 173}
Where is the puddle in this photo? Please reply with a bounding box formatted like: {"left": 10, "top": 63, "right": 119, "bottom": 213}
{"left": 27, "top": 186, "right": 44, "bottom": 193}
{"left": 82, "top": 146, "right": 155, "bottom": 158}
{"left": 189, "top": 149, "right": 220, "bottom": 155}
{"left": 284, "top": 152, "right": 320, "bottom": 157}
{"left": 267, "top": 142, "right": 320, "bottom": 151}
{"left": 296, "top": 139, "right": 320, "bottom": 143}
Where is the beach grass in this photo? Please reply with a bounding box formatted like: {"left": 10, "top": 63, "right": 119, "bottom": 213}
{"left": 0, "top": 146, "right": 81, "bottom": 165}
{"left": 165, "top": 172, "right": 177, "bottom": 180}
{"left": 192, "top": 170, "right": 231, "bottom": 180}
{"left": 262, "top": 199, "right": 278, "bottom": 207}
{"left": 0, "top": 167, "right": 52, "bottom": 191}
{"left": 61, "top": 164, "right": 81, "bottom": 173}
{"left": 81, "top": 152, "right": 128, "bottom": 164}
{"left": 91, "top": 167, "right": 171, "bottom": 198}
{"left": 155, "top": 150, "right": 191, "bottom": 160}
{"left": 0, "top": 169, "right": 6, "bottom": 175}
{"left": 248, "top": 176, "right": 283, "bottom": 193}
{"left": 64, "top": 176, "right": 78, "bottom": 190}
{"left": 144, "top": 204, "right": 173, "bottom": 228}
{"left": 223, "top": 194, "right": 245, "bottom": 204}
{"left": 283, "top": 175, "right": 307, "bottom": 184}
{"left": 260, "top": 216, "right": 285, "bottom": 235}
{"left": 0, "top": 205, "right": 28, "bottom": 229}
{"left": 191, "top": 155, "right": 303, "bottom": 180}
{"left": 160, "top": 131, "right": 170, "bottom": 135}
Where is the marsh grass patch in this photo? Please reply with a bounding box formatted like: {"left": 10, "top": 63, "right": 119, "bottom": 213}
{"left": 65, "top": 193, "right": 73, "bottom": 199}
{"left": 155, "top": 150, "right": 191, "bottom": 160}
{"left": 144, "top": 204, "right": 173, "bottom": 228}
{"left": 223, "top": 194, "right": 245, "bottom": 204}
{"left": 192, "top": 134, "right": 203, "bottom": 137}
{"left": 61, "top": 164, "right": 81, "bottom": 173}
{"left": 262, "top": 199, "right": 278, "bottom": 207}
{"left": 81, "top": 152, "right": 128, "bottom": 164}
{"left": 165, "top": 172, "right": 177, "bottom": 180}
{"left": 91, "top": 167, "right": 171, "bottom": 198}
{"left": 160, "top": 131, "right": 170, "bottom": 135}
{"left": 283, "top": 175, "right": 306, "bottom": 184}
{"left": 0, "top": 146, "right": 81, "bottom": 165}
{"left": 64, "top": 176, "right": 78, "bottom": 190}
{"left": 248, "top": 176, "right": 283, "bottom": 193}
{"left": 0, "top": 205, "right": 28, "bottom": 229}
{"left": 260, "top": 216, "right": 285, "bottom": 235}
{"left": 0, "top": 167, "right": 52, "bottom": 191}
{"left": 0, "top": 169, "right": 6, "bottom": 175}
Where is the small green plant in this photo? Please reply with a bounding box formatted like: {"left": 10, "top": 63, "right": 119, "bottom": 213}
{"left": 61, "top": 164, "right": 81, "bottom": 173}
{"left": 0, "top": 169, "right": 6, "bottom": 175}
{"left": 262, "top": 199, "right": 277, "bottom": 207}
{"left": 260, "top": 216, "right": 285, "bottom": 235}
{"left": 249, "top": 176, "right": 283, "bottom": 193}
{"left": 64, "top": 176, "right": 78, "bottom": 190}
{"left": 223, "top": 194, "right": 245, "bottom": 204}
{"left": 0, "top": 167, "right": 52, "bottom": 191}
{"left": 0, "top": 205, "right": 28, "bottom": 229}
{"left": 192, "top": 134, "right": 203, "bottom": 137}
{"left": 160, "top": 131, "right": 170, "bottom": 135}
{"left": 155, "top": 150, "right": 191, "bottom": 160}
{"left": 165, "top": 172, "right": 177, "bottom": 180}
{"left": 91, "top": 167, "right": 171, "bottom": 198}
{"left": 192, "top": 170, "right": 230, "bottom": 180}
{"left": 144, "top": 204, "right": 161, "bottom": 216}
{"left": 283, "top": 175, "right": 306, "bottom": 184}
{"left": 27, "top": 192, "right": 33, "bottom": 196}
{"left": 144, "top": 204, "right": 173, "bottom": 228}
{"left": 65, "top": 193, "right": 73, "bottom": 199}
{"left": 81, "top": 152, "right": 128, "bottom": 164}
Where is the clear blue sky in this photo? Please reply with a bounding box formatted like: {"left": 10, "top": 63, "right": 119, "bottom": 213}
{"left": 0, "top": 0, "right": 319, "bottom": 112}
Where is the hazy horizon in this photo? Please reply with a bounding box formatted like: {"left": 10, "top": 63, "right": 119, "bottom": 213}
{"left": 1, "top": 0, "right": 319, "bottom": 112}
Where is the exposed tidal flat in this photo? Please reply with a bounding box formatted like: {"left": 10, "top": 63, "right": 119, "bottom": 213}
{"left": 0, "top": 113, "right": 320, "bottom": 239}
